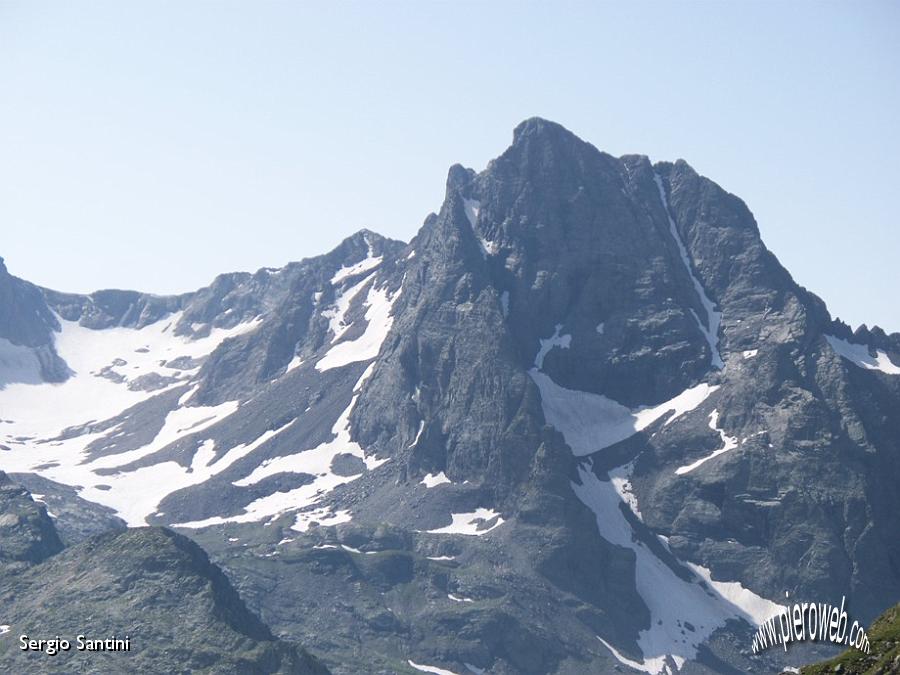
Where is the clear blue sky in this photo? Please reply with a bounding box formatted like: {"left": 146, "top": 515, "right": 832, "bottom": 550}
{"left": 1, "top": 1, "right": 898, "bottom": 331}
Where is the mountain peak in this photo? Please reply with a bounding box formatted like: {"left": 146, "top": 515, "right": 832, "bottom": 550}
{"left": 512, "top": 117, "right": 576, "bottom": 144}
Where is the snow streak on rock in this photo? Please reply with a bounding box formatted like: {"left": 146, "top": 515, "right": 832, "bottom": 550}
{"left": 316, "top": 281, "right": 400, "bottom": 372}
{"left": 407, "top": 660, "right": 459, "bottom": 675}
{"left": 527, "top": 318, "right": 780, "bottom": 672}
{"left": 654, "top": 173, "right": 724, "bottom": 370}
{"left": 179, "top": 365, "right": 387, "bottom": 529}
{"left": 575, "top": 462, "right": 783, "bottom": 674}
{"left": 674, "top": 410, "right": 739, "bottom": 476}
{"left": 533, "top": 324, "right": 571, "bottom": 369}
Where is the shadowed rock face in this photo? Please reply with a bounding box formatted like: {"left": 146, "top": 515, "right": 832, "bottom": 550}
{"left": 2, "top": 119, "right": 899, "bottom": 674}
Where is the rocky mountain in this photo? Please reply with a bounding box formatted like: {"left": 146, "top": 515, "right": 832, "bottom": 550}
{"left": 0, "top": 471, "right": 328, "bottom": 674}
{"left": 1, "top": 118, "right": 898, "bottom": 674}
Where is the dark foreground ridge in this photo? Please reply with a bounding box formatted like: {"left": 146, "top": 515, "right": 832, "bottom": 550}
{"left": 0, "top": 473, "right": 328, "bottom": 674}
{"left": 801, "top": 603, "right": 900, "bottom": 674}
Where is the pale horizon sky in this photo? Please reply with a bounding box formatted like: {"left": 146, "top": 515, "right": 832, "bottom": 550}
{"left": 1, "top": 1, "right": 898, "bottom": 331}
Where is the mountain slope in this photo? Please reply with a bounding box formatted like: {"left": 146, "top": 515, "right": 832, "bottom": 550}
{"left": 0, "top": 472, "right": 328, "bottom": 674}
{"left": 1, "top": 119, "right": 899, "bottom": 674}
{"left": 802, "top": 602, "right": 900, "bottom": 674}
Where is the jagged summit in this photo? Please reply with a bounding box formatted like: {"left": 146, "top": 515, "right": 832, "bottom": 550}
{"left": 512, "top": 116, "right": 581, "bottom": 143}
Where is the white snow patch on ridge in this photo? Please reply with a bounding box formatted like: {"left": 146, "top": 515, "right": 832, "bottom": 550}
{"left": 425, "top": 508, "right": 504, "bottom": 536}
{"left": 675, "top": 409, "right": 739, "bottom": 475}
{"left": 654, "top": 173, "right": 724, "bottom": 370}
{"left": 825, "top": 335, "right": 900, "bottom": 375}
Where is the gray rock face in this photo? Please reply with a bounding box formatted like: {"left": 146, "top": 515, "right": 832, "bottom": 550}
{"left": 0, "top": 259, "right": 68, "bottom": 383}
{"left": 1, "top": 118, "right": 899, "bottom": 674}
{"left": 0, "top": 471, "right": 63, "bottom": 571}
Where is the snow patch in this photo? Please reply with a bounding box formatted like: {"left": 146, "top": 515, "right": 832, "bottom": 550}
{"left": 609, "top": 461, "right": 641, "bottom": 520}
{"left": 321, "top": 273, "right": 375, "bottom": 342}
{"left": 0, "top": 312, "right": 259, "bottom": 441}
{"left": 425, "top": 508, "right": 504, "bottom": 536}
{"left": 531, "top": 347, "right": 783, "bottom": 673}
{"left": 825, "top": 335, "right": 900, "bottom": 375}
{"left": 742, "top": 349, "right": 758, "bottom": 359}
{"left": 462, "top": 199, "right": 480, "bottom": 228}
{"left": 316, "top": 281, "right": 399, "bottom": 372}
{"left": 330, "top": 254, "right": 383, "bottom": 285}
{"left": 421, "top": 471, "right": 451, "bottom": 488}
{"left": 575, "top": 463, "right": 783, "bottom": 674}
{"left": 476, "top": 236, "right": 499, "bottom": 257}
{"left": 408, "top": 660, "right": 459, "bottom": 675}
{"left": 178, "top": 362, "right": 385, "bottom": 528}
{"left": 597, "top": 637, "right": 681, "bottom": 675}
{"left": 294, "top": 507, "right": 352, "bottom": 532}
{"left": 529, "top": 369, "right": 715, "bottom": 456}
{"left": 534, "top": 324, "right": 571, "bottom": 369}
{"left": 675, "top": 410, "right": 739, "bottom": 475}
{"left": 285, "top": 353, "right": 305, "bottom": 373}
{"left": 408, "top": 421, "right": 425, "bottom": 448}
{"left": 463, "top": 198, "right": 500, "bottom": 257}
